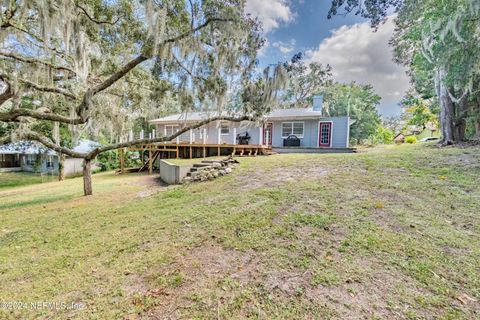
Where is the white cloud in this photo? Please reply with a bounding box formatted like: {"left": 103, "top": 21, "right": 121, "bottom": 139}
{"left": 272, "top": 39, "right": 296, "bottom": 55}
{"left": 305, "top": 18, "right": 410, "bottom": 115}
{"left": 245, "top": 0, "right": 294, "bottom": 33}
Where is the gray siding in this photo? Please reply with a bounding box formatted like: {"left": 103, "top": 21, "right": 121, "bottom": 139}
{"left": 154, "top": 116, "right": 350, "bottom": 149}
{"left": 268, "top": 117, "right": 349, "bottom": 148}
{"left": 155, "top": 121, "right": 262, "bottom": 145}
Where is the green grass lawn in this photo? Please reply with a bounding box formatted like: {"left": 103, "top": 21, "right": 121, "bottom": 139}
{"left": 0, "top": 172, "right": 57, "bottom": 190}
{"left": 0, "top": 144, "right": 479, "bottom": 319}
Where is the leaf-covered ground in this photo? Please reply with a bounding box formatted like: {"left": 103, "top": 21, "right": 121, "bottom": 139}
{"left": 0, "top": 144, "right": 479, "bottom": 319}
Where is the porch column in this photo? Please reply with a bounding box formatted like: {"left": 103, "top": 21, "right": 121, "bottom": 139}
{"left": 259, "top": 126, "right": 263, "bottom": 145}
{"left": 218, "top": 127, "right": 221, "bottom": 144}
{"left": 152, "top": 129, "right": 156, "bottom": 138}
{"left": 203, "top": 128, "right": 207, "bottom": 144}
{"left": 140, "top": 130, "right": 144, "bottom": 139}
{"left": 233, "top": 127, "right": 237, "bottom": 145}
{"left": 189, "top": 129, "right": 193, "bottom": 144}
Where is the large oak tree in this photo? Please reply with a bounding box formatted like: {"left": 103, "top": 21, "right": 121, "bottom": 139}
{"left": 0, "top": 0, "right": 285, "bottom": 195}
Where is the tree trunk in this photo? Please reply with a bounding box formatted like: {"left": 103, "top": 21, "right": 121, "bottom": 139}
{"left": 83, "top": 159, "right": 93, "bottom": 196}
{"left": 436, "top": 67, "right": 455, "bottom": 145}
{"left": 453, "top": 97, "right": 468, "bottom": 143}
{"left": 475, "top": 95, "right": 480, "bottom": 139}
{"left": 58, "top": 153, "right": 65, "bottom": 181}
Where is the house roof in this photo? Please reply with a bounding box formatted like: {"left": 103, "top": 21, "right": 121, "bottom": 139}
{"left": 0, "top": 141, "right": 57, "bottom": 156}
{"left": 72, "top": 139, "right": 100, "bottom": 153}
{"left": 149, "top": 108, "right": 325, "bottom": 124}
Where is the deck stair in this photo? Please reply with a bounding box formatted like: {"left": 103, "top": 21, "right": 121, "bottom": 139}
{"left": 186, "top": 157, "right": 238, "bottom": 178}
{"left": 190, "top": 165, "right": 213, "bottom": 172}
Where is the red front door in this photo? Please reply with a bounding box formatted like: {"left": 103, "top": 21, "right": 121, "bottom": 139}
{"left": 319, "top": 122, "right": 332, "bottom": 147}
{"left": 263, "top": 123, "right": 273, "bottom": 145}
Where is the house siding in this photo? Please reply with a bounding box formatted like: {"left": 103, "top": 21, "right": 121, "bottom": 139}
{"left": 21, "top": 154, "right": 59, "bottom": 173}
{"left": 154, "top": 116, "right": 350, "bottom": 149}
{"left": 269, "top": 117, "right": 349, "bottom": 148}
{"left": 155, "top": 121, "right": 262, "bottom": 145}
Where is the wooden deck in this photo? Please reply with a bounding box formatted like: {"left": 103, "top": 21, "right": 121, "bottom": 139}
{"left": 123, "top": 142, "right": 272, "bottom": 174}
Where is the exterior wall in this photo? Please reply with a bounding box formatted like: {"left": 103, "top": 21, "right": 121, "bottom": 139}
{"left": 155, "top": 121, "right": 262, "bottom": 145}
{"left": 154, "top": 116, "right": 350, "bottom": 149}
{"left": 160, "top": 160, "right": 191, "bottom": 184}
{"left": 64, "top": 158, "right": 84, "bottom": 177}
{"left": 268, "top": 117, "right": 349, "bottom": 148}
{"left": 21, "top": 154, "right": 59, "bottom": 173}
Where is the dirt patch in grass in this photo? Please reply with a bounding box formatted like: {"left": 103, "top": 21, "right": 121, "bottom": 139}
{"left": 123, "top": 243, "right": 262, "bottom": 318}
{"left": 235, "top": 164, "right": 334, "bottom": 190}
{"left": 305, "top": 264, "right": 440, "bottom": 319}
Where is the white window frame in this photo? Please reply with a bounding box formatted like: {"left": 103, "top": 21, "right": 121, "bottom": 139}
{"left": 46, "top": 155, "right": 54, "bottom": 168}
{"left": 281, "top": 121, "right": 304, "bottom": 138}
{"left": 164, "top": 125, "right": 179, "bottom": 136}
{"left": 220, "top": 123, "right": 230, "bottom": 135}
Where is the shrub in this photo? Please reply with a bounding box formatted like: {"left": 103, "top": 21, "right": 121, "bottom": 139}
{"left": 405, "top": 136, "right": 417, "bottom": 144}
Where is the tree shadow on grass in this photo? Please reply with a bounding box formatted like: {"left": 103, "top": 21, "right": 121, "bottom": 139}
{"left": 0, "top": 194, "right": 76, "bottom": 210}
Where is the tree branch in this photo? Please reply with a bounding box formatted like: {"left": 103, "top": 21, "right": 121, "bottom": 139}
{"left": 0, "top": 75, "right": 14, "bottom": 106}
{"left": 7, "top": 115, "right": 257, "bottom": 159}
{"left": 1, "top": 20, "right": 70, "bottom": 59}
{"left": 0, "top": 108, "right": 84, "bottom": 124}
{"left": 0, "top": 50, "right": 75, "bottom": 73}
{"left": 164, "top": 18, "right": 235, "bottom": 44}
{"left": 20, "top": 78, "right": 77, "bottom": 100}
{"left": 76, "top": 4, "right": 123, "bottom": 25}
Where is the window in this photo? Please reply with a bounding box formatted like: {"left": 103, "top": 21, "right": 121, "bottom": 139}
{"left": 46, "top": 156, "right": 54, "bottom": 168}
{"left": 26, "top": 155, "right": 35, "bottom": 166}
{"left": 220, "top": 123, "right": 230, "bottom": 135}
{"left": 165, "top": 125, "right": 179, "bottom": 136}
{"left": 282, "top": 122, "right": 304, "bottom": 138}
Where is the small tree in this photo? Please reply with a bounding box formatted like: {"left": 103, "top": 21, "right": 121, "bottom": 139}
{"left": 283, "top": 53, "right": 332, "bottom": 108}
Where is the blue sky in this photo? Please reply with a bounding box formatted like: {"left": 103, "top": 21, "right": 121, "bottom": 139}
{"left": 246, "top": 0, "right": 411, "bottom": 116}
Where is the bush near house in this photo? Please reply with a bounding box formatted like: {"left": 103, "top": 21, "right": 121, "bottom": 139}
{"left": 405, "top": 136, "right": 417, "bottom": 144}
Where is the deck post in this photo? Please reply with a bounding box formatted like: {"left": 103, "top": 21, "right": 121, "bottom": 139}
{"left": 148, "top": 148, "right": 153, "bottom": 175}
{"left": 176, "top": 146, "right": 179, "bottom": 159}
{"left": 217, "top": 146, "right": 220, "bottom": 156}
{"left": 189, "top": 146, "right": 192, "bottom": 159}
{"left": 119, "top": 148, "right": 125, "bottom": 174}
{"left": 203, "top": 146, "right": 206, "bottom": 158}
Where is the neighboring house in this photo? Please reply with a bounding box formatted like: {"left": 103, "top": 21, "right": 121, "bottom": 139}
{"left": 0, "top": 139, "right": 100, "bottom": 176}
{"left": 64, "top": 140, "right": 101, "bottom": 176}
{"left": 0, "top": 141, "right": 58, "bottom": 173}
{"left": 150, "top": 96, "right": 353, "bottom": 151}
{"left": 394, "top": 133, "right": 405, "bottom": 144}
